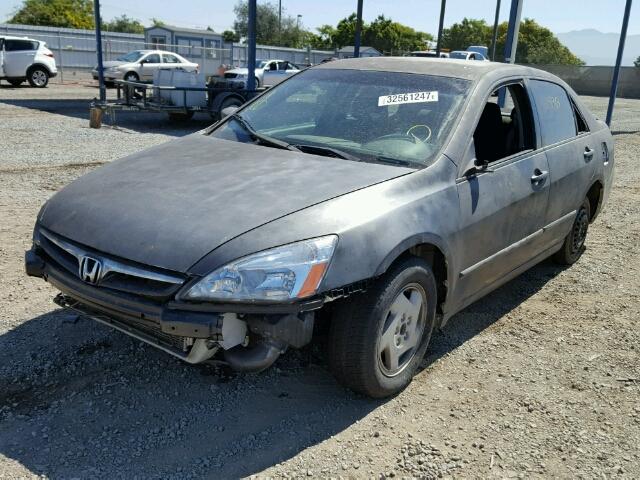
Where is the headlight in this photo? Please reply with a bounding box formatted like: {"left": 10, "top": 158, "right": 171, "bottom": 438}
{"left": 184, "top": 235, "right": 338, "bottom": 302}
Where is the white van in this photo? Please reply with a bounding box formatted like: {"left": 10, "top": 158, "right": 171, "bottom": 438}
{"left": 0, "top": 36, "right": 58, "bottom": 87}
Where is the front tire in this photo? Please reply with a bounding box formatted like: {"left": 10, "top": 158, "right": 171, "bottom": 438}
{"left": 553, "top": 198, "right": 591, "bottom": 265}
{"left": 328, "top": 256, "right": 437, "bottom": 398}
{"left": 27, "top": 67, "right": 49, "bottom": 88}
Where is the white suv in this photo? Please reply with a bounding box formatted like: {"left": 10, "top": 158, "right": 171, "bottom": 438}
{"left": 0, "top": 36, "right": 58, "bottom": 87}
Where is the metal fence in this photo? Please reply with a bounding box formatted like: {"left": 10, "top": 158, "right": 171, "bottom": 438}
{"left": 1, "top": 23, "right": 335, "bottom": 82}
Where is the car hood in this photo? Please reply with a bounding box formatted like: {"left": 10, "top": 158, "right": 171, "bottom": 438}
{"left": 226, "top": 68, "right": 249, "bottom": 75}
{"left": 96, "top": 60, "right": 127, "bottom": 69}
{"left": 39, "top": 134, "right": 414, "bottom": 273}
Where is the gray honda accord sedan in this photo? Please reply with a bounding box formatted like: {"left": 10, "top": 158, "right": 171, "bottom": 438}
{"left": 26, "top": 58, "right": 614, "bottom": 397}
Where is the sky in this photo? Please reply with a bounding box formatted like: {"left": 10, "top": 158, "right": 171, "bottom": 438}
{"left": 0, "top": 0, "right": 638, "bottom": 36}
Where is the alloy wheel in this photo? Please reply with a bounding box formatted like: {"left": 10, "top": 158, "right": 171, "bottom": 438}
{"left": 377, "top": 283, "right": 427, "bottom": 377}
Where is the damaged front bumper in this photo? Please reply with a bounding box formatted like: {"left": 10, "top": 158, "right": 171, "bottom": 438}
{"left": 26, "top": 247, "right": 316, "bottom": 369}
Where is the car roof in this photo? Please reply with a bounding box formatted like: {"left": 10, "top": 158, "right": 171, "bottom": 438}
{"left": 0, "top": 35, "right": 40, "bottom": 42}
{"left": 313, "top": 56, "right": 555, "bottom": 82}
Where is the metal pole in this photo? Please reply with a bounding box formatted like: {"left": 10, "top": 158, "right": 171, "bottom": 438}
{"left": 435, "top": 0, "right": 446, "bottom": 56}
{"left": 490, "top": 0, "right": 501, "bottom": 61}
{"left": 354, "top": 0, "right": 363, "bottom": 58}
{"left": 57, "top": 32, "right": 64, "bottom": 84}
{"left": 503, "top": 0, "right": 523, "bottom": 64}
{"left": 499, "top": 0, "right": 523, "bottom": 107}
{"left": 246, "top": 0, "right": 256, "bottom": 91}
{"left": 278, "top": 0, "right": 282, "bottom": 45}
{"left": 93, "top": 0, "right": 106, "bottom": 102}
{"left": 606, "top": 0, "right": 632, "bottom": 126}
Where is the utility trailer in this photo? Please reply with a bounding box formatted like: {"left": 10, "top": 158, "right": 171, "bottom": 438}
{"left": 89, "top": 78, "right": 263, "bottom": 128}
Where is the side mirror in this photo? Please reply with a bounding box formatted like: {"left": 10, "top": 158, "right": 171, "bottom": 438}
{"left": 221, "top": 105, "right": 239, "bottom": 118}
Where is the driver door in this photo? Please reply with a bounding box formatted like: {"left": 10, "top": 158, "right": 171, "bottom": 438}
{"left": 262, "top": 61, "right": 281, "bottom": 86}
{"left": 139, "top": 53, "right": 161, "bottom": 81}
{"left": 454, "top": 82, "right": 551, "bottom": 303}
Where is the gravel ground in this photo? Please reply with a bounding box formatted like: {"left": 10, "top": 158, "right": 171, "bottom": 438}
{"left": 0, "top": 83, "right": 638, "bottom": 479}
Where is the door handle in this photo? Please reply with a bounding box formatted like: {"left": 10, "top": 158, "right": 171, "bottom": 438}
{"left": 531, "top": 169, "right": 548, "bottom": 185}
{"left": 584, "top": 146, "right": 594, "bottom": 161}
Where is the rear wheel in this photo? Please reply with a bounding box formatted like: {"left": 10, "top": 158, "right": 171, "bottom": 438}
{"left": 27, "top": 67, "right": 49, "bottom": 87}
{"left": 328, "top": 256, "right": 437, "bottom": 398}
{"left": 553, "top": 198, "right": 591, "bottom": 265}
{"left": 8, "top": 79, "right": 24, "bottom": 87}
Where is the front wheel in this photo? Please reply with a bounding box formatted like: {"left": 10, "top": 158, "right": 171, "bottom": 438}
{"left": 27, "top": 67, "right": 49, "bottom": 88}
{"left": 328, "top": 256, "right": 437, "bottom": 398}
{"left": 553, "top": 198, "right": 591, "bottom": 265}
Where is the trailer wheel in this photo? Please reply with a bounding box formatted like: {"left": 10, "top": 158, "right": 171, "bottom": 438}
{"left": 211, "top": 95, "right": 244, "bottom": 121}
{"left": 167, "top": 111, "right": 195, "bottom": 123}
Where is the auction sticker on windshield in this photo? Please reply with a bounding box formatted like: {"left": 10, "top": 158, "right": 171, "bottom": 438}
{"left": 378, "top": 91, "right": 439, "bottom": 107}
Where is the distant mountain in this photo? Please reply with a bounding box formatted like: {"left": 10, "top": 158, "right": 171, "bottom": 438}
{"left": 557, "top": 29, "right": 640, "bottom": 66}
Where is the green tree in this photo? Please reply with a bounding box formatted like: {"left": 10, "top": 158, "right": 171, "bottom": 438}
{"left": 441, "top": 17, "right": 583, "bottom": 65}
{"left": 222, "top": 30, "right": 240, "bottom": 43}
{"left": 150, "top": 18, "right": 165, "bottom": 27}
{"left": 103, "top": 14, "right": 144, "bottom": 34}
{"left": 440, "top": 18, "right": 492, "bottom": 51}
{"left": 364, "top": 15, "right": 432, "bottom": 54}
{"left": 634, "top": 55, "right": 640, "bottom": 67}
{"left": 8, "top": 0, "right": 93, "bottom": 29}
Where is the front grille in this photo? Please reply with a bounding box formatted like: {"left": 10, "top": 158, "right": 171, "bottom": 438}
{"left": 37, "top": 228, "right": 186, "bottom": 301}
{"left": 55, "top": 294, "right": 191, "bottom": 353}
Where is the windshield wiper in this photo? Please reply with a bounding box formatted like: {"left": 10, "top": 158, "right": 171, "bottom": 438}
{"left": 371, "top": 156, "right": 424, "bottom": 169}
{"left": 230, "top": 114, "right": 299, "bottom": 151}
{"left": 291, "top": 144, "right": 362, "bottom": 162}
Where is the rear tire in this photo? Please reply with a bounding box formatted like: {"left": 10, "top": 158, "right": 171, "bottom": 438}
{"left": 27, "top": 67, "right": 49, "bottom": 88}
{"left": 553, "top": 198, "right": 591, "bottom": 265}
{"left": 328, "top": 256, "right": 437, "bottom": 398}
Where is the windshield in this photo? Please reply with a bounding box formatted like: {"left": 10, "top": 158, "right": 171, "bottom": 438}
{"left": 256, "top": 60, "right": 268, "bottom": 69}
{"left": 118, "top": 51, "right": 145, "bottom": 62}
{"left": 210, "top": 69, "right": 470, "bottom": 167}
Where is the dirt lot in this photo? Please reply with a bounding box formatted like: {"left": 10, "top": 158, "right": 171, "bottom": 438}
{"left": 0, "top": 82, "right": 638, "bottom": 479}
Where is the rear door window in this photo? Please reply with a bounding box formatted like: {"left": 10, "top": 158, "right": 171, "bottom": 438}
{"left": 5, "top": 39, "right": 38, "bottom": 51}
{"left": 529, "top": 79, "right": 577, "bottom": 146}
{"left": 162, "top": 54, "right": 180, "bottom": 63}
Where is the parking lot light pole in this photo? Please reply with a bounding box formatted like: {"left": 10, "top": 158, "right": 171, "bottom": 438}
{"left": 93, "top": 0, "right": 106, "bottom": 102}
{"left": 499, "top": 0, "right": 522, "bottom": 107}
{"left": 247, "top": 0, "right": 257, "bottom": 92}
{"left": 354, "top": 0, "right": 363, "bottom": 58}
{"left": 606, "top": 0, "right": 632, "bottom": 126}
{"left": 490, "top": 0, "right": 501, "bottom": 61}
{"left": 435, "top": 0, "right": 446, "bottom": 56}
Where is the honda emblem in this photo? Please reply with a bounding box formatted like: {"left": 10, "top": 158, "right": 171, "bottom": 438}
{"left": 79, "top": 256, "right": 102, "bottom": 284}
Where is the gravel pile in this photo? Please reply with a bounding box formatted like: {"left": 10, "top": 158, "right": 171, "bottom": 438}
{"left": 0, "top": 84, "right": 638, "bottom": 479}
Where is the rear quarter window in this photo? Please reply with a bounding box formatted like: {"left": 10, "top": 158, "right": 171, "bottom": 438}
{"left": 529, "top": 79, "right": 577, "bottom": 146}
{"left": 5, "top": 39, "right": 39, "bottom": 51}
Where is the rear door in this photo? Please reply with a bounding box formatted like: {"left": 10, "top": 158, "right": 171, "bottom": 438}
{"left": 455, "top": 82, "right": 551, "bottom": 302}
{"left": 528, "top": 79, "right": 596, "bottom": 243}
{"left": 4, "top": 39, "right": 38, "bottom": 77}
{"left": 161, "top": 53, "right": 182, "bottom": 70}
